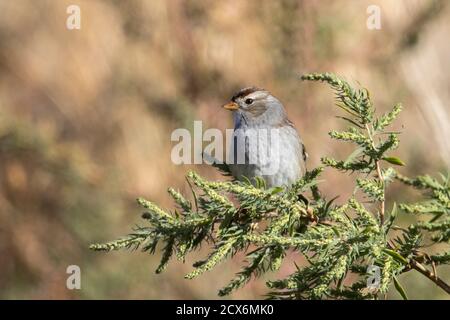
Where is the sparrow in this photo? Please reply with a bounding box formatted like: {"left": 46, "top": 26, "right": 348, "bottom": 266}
{"left": 223, "top": 87, "right": 307, "bottom": 188}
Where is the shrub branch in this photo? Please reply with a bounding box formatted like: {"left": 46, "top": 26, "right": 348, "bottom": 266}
{"left": 90, "top": 73, "right": 450, "bottom": 299}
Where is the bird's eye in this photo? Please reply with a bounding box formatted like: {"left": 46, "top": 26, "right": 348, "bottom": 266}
{"left": 245, "top": 98, "right": 254, "bottom": 105}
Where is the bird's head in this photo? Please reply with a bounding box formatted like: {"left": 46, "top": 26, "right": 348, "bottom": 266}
{"left": 222, "top": 87, "right": 288, "bottom": 127}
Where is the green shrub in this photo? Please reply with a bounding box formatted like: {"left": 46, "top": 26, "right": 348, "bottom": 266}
{"left": 90, "top": 73, "right": 450, "bottom": 299}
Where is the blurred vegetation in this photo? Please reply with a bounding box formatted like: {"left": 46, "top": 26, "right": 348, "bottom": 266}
{"left": 0, "top": 0, "right": 449, "bottom": 299}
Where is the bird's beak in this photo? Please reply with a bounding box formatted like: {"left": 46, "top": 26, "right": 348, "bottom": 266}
{"left": 222, "top": 101, "right": 239, "bottom": 111}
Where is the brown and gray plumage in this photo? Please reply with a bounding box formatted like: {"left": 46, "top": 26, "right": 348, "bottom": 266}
{"left": 223, "top": 87, "right": 307, "bottom": 188}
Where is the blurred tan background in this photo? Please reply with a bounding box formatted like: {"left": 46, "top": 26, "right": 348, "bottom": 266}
{"left": 0, "top": 0, "right": 449, "bottom": 299}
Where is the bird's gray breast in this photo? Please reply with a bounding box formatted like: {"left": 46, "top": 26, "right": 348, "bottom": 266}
{"left": 228, "top": 124, "right": 305, "bottom": 187}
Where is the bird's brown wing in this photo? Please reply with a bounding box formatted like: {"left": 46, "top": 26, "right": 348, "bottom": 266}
{"left": 300, "top": 142, "right": 308, "bottom": 175}
{"left": 302, "top": 142, "right": 308, "bottom": 162}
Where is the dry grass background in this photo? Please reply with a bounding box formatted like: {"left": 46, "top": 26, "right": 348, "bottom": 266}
{"left": 0, "top": 0, "right": 449, "bottom": 299}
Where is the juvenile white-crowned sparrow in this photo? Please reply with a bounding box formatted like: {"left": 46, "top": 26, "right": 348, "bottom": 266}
{"left": 223, "top": 87, "right": 307, "bottom": 188}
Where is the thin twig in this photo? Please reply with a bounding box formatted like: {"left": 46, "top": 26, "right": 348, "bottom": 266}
{"left": 410, "top": 259, "right": 450, "bottom": 294}
{"left": 365, "top": 123, "right": 385, "bottom": 225}
{"left": 375, "top": 160, "right": 385, "bottom": 224}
